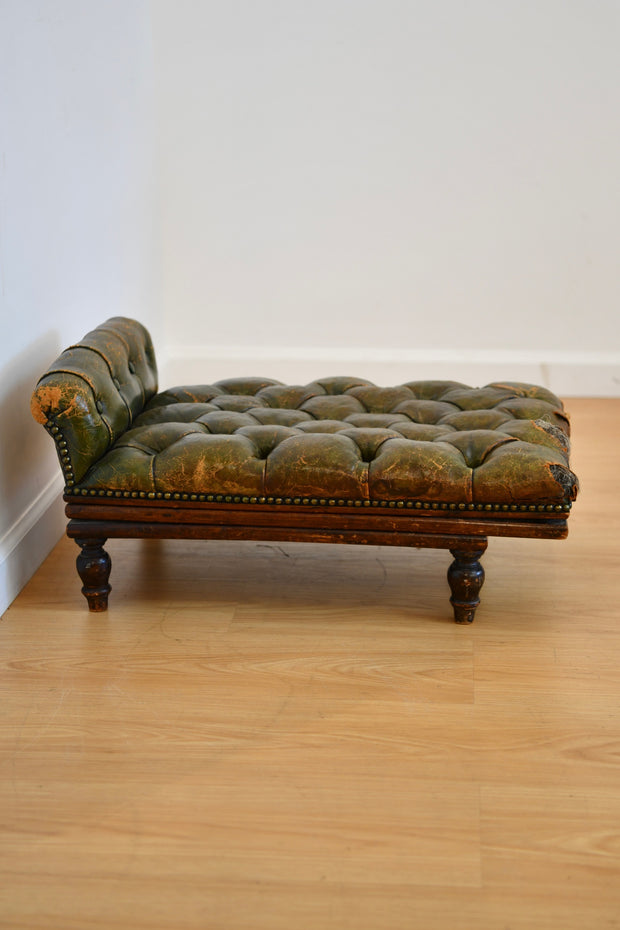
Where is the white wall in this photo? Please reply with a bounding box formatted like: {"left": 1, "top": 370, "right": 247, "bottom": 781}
{"left": 154, "top": 0, "right": 620, "bottom": 394}
{"left": 0, "top": 0, "right": 158, "bottom": 615}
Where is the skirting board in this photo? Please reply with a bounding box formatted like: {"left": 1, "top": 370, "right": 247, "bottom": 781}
{"left": 163, "top": 346, "right": 620, "bottom": 397}
{"left": 0, "top": 473, "right": 65, "bottom": 617}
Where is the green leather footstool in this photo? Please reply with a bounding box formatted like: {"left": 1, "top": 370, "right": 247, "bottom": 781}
{"left": 31, "top": 317, "right": 579, "bottom": 622}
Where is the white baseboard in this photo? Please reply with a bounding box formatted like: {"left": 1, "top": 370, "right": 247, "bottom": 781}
{"left": 163, "top": 345, "right": 620, "bottom": 397}
{"left": 0, "top": 473, "right": 65, "bottom": 617}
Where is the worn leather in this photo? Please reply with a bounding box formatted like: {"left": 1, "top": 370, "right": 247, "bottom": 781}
{"left": 31, "top": 317, "right": 157, "bottom": 483}
{"left": 32, "top": 318, "right": 579, "bottom": 508}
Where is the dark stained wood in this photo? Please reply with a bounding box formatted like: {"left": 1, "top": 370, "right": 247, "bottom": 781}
{"left": 65, "top": 498, "right": 569, "bottom": 540}
{"left": 448, "top": 546, "right": 487, "bottom": 624}
{"left": 68, "top": 519, "right": 486, "bottom": 550}
{"left": 75, "top": 537, "right": 112, "bottom": 612}
{"left": 64, "top": 496, "right": 569, "bottom": 522}
{"left": 64, "top": 497, "right": 569, "bottom": 621}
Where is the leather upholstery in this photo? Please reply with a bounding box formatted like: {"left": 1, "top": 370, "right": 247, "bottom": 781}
{"left": 32, "top": 318, "right": 579, "bottom": 510}
{"left": 31, "top": 317, "right": 157, "bottom": 483}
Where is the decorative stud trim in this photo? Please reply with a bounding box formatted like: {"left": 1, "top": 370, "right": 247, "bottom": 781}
{"left": 46, "top": 419, "right": 75, "bottom": 485}
{"left": 66, "top": 484, "right": 572, "bottom": 513}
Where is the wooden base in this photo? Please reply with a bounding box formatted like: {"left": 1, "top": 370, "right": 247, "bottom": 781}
{"left": 447, "top": 547, "right": 486, "bottom": 623}
{"left": 65, "top": 497, "right": 568, "bottom": 622}
{"left": 75, "top": 537, "right": 111, "bottom": 611}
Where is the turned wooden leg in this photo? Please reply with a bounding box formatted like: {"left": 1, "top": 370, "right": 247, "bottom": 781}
{"left": 75, "top": 538, "right": 111, "bottom": 611}
{"left": 448, "top": 546, "right": 486, "bottom": 624}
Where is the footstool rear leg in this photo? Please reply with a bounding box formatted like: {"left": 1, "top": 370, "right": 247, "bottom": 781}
{"left": 75, "top": 537, "right": 111, "bottom": 611}
{"left": 448, "top": 546, "right": 486, "bottom": 624}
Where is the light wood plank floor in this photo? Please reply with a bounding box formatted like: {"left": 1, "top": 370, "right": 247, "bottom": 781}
{"left": 1, "top": 398, "right": 619, "bottom": 930}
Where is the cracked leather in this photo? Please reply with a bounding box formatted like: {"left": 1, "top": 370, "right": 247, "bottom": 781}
{"left": 31, "top": 317, "right": 579, "bottom": 507}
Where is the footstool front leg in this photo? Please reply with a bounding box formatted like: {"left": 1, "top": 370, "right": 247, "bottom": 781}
{"left": 448, "top": 545, "right": 487, "bottom": 624}
{"left": 75, "top": 537, "right": 111, "bottom": 611}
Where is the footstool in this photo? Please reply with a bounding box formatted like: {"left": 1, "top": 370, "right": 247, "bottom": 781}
{"left": 31, "top": 316, "right": 579, "bottom": 622}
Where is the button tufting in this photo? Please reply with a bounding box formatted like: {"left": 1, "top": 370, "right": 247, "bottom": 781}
{"left": 56, "top": 374, "right": 577, "bottom": 508}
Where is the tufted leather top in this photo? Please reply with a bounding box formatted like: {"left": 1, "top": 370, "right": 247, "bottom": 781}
{"left": 32, "top": 318, "right": 579, "bottom": 511}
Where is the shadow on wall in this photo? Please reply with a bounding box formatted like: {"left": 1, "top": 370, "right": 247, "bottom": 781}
{"left": 0, "top": 330, "right": 66, "bottom": 609}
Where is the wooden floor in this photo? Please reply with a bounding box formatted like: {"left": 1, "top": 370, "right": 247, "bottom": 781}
{"left": 1, "top": 398, "right": 619, "bottom": 929}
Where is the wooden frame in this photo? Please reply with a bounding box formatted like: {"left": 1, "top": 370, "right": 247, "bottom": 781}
{"left": 65, "top": 496, "right": 569, "bottom": 623}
